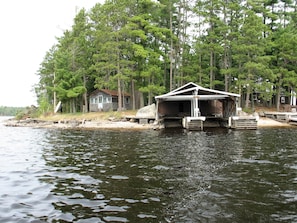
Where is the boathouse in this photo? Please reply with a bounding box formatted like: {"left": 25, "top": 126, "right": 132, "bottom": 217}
{"left": 155, "top": 82, "right": 257, "bottom": 130}
{"left": 89, "top": 89, "right": 131, "bottom": 112}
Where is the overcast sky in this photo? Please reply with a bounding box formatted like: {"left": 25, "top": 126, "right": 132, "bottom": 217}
{"left": 0, "top": 0, "right": 103, "bottom": 107}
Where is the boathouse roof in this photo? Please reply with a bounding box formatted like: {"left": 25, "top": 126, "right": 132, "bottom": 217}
{"left": 155, "top": 82, "right": 240, "bottom": 101}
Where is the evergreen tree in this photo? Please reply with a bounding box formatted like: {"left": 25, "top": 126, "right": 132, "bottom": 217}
{"left": 274, "top": 25, "right": 297, "bottom": 110}
{"left": 54, "top": 30, "right": 87, "bottom": 113}
{"left": 126, "top": 1, "right": 170, "bottom": 105}
{"left": 232, "top": 1, "right": 272, "bottom": 108}
{"left": 35, "top": 0, "right": 297, "bottom": 112}
{"left": 71, "top": 9, "right": 94, "bottom": 112}
{"left": 90, "top": 0, "right": 135, "bottom": 110}
{"left": 36, "top": 45, "right": 57, "bottom": 113}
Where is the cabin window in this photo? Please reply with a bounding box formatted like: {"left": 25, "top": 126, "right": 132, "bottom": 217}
{"left": 98, "top": 95, "right": 103, "bottom": 103}
{"left": 92, "top": 97, "right": 98, "bottom": 104}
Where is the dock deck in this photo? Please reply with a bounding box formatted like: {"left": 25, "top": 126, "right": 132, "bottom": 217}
{"left": 125, "top": 116, "right": 155, "bottom": 124}
{"left": 229, "top": 116, "right": 258, "bottom": 130}
{"left": 264, "top": 112, "right": 297, "bottom": 123}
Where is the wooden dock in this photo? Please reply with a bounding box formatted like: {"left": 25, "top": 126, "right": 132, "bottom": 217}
{"left": 264, "top": 112, "right": 297, "bottom": 123}
{"left": 181, "top": 116, "right": 258, "bottom": 130}
{"left": 125, "top": 114, "right": 259, "bottom": 131}
{"left": 182, "top": 117, "right": 206, "bottom": 130}
{"left": 125, "top": 116, "right": 155, "bottom": 124}
{"left": 229, "top": 116, "right": 258, "bottom": 130}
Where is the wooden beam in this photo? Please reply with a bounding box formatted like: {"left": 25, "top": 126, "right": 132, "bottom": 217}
{"left": 158, "top": 95, "right": 229, "bottom": 101}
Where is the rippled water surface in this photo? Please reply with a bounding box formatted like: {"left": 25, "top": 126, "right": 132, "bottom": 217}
{"left": 1, "top": 117, "right": 297, "bottom": 222}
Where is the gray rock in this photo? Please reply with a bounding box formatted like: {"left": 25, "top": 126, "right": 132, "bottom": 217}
{"left": 136, "top": 104, "right": 156, "bottom": 118}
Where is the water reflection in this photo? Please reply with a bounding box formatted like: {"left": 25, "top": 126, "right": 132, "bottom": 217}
{"left": 41, "top": 130, "right": 167, "bottom": 222}
{"left": 156, "top": 128, "right": 297, "bottom": 222}
{"left": 0, "top": 122, "right": 54, "bottom": 223}
{"left": 1, "top": 119, "right": 297, "bottom": 222}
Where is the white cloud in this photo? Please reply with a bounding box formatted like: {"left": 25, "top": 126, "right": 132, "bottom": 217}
{"left": 0, "top": 0, "right": 103, "bottom": 107}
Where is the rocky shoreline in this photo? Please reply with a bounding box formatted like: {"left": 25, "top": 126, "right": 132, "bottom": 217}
{"left": 3, "top": 118, "right": 155, "bottom": 130}
{"left": 3, "top": 115, "right": 294, "bottom": 130}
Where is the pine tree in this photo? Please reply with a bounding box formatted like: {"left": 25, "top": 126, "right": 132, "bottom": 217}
{"left": 36, "top": 45, "right": 57, "bottom": 112}
{"left": 232, "top": 1, "right": 271, "bottom": 109}
{"left": 90, "top": 0, "right": 137, "bottom": 110}
{"left": 71, "top": 8, "right": 93, "bottom": 112}
{"left": 274, "top": 25, "right": 297, "bottom": 110}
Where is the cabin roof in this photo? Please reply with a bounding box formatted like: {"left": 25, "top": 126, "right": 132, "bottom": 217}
{"left": 155, "top": 82, "right": 240, "bottom": 101}
{"left": 90, "top": 89, "right": 130, "bottom": 97}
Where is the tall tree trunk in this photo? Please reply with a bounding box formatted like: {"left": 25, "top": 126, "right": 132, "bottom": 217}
{"left": 83, "top": 74, "right": 88, "bottom": 113}
{"left": 53, "top": 72, "right": 57, "bottom": 112}
{"left": 245, "top": 81, "right": 251, "bottom": 108}
{"left": 199, "top": 53, "right": 202, "bottom": 84}
{"left": 148, "top": 77, "right": 152, "bottom": 105}
{"left": 117, "top": 77, "right": 122, "bottom": 111}
{"left": 224, "top": 55, "right": 229, "bottom": 92}
{"left": 116, "top": 35, "right": 122, "bottom": 111}
{"left": 276, "top": 78, "right": 282, "bottom": 111}
{"left": 210, "top": 51, "right": 214, "bottom": 89}
{"left": 140, "top": 92, "right": 144, "bottom": 108}
{"left": 169, "top": 0, "right": 174, "bottom": 91}
{"left": 223, "top": 1, "right": 229, "bottom": 92}
{"left": 131, "top": 79, "right": 135, "bottom": 110}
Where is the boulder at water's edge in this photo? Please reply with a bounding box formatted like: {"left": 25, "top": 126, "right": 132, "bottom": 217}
{"left": 136, "top": 104, "right": 156, "bottom": 118}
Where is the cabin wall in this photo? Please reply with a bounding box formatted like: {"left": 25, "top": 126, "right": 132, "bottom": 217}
{"left": 90, "top": 103, "right": 99, "bottom": 112}
{"left": 89, "top": 89, "right": 131, "bottom": 112}
{"left": 112, "top": 96, "right": 131, "bottom": 110}
{"left": 89, "top": 92, "right": 113, "bottom": 112}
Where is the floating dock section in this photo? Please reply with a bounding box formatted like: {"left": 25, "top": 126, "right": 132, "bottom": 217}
{"left": 229, "top": 116, "right": 258, "bottom": 130}
{"left": 264, "top": 111, "right": 297, "bottom": 125}
{"left": 181, "top": 116, "right": 258, "bottom": 130}
{"left": 182, "top": 116, "right": 206, "bottom": 130}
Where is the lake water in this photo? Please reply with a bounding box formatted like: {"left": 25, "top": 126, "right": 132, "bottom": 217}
{"left": 0, "top": 117, "right": 297, "bottom": 222}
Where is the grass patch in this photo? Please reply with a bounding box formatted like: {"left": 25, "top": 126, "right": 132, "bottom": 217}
{"left": 39, "top": 110, "right": 137, "bottom": 121}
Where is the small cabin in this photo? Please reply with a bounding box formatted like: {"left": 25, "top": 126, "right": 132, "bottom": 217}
{"left": 89, "top": 89, "right": 131, "bottom": 112}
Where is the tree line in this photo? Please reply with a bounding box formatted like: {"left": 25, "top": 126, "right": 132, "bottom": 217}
{"left": 0, "top": 106, "right": 25, "bottom": 116}
{"left": 36, "top": 0, "right": 297, "bottom": 113}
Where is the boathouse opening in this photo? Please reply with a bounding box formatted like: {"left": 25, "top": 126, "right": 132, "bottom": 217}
{"left": 155, "top": 82, "right": 256, "bottom": 130}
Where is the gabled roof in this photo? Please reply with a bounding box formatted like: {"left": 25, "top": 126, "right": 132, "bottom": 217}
{"left": 155, "top": 82, "right": 240, "bottom": 101}
{"left": 90, "top": 89, "right": 130, "bottom": 97}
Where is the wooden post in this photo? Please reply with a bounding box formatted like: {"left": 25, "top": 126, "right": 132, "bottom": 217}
{"left": 155, "top": 100, "right": 159, "bottom": 121}
{"left": 193, "top": 89, "right": 200, "bottom": 117}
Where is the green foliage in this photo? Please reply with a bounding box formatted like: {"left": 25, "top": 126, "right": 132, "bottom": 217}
{"left": 15, "top": 106, "right": 39, "bottom": 120}
{"left": 35, "top": 0, "right": 297, "bottom": 111}
{"left": 37, "top": 95, "right": 52, "bottom": 115}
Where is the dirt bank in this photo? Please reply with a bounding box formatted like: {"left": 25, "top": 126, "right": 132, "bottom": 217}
{"left": 257, "top": 117, "right": 292, "bottom": 128}
{"left": 3, "top": 118, "right": 155, "bottom": 130}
